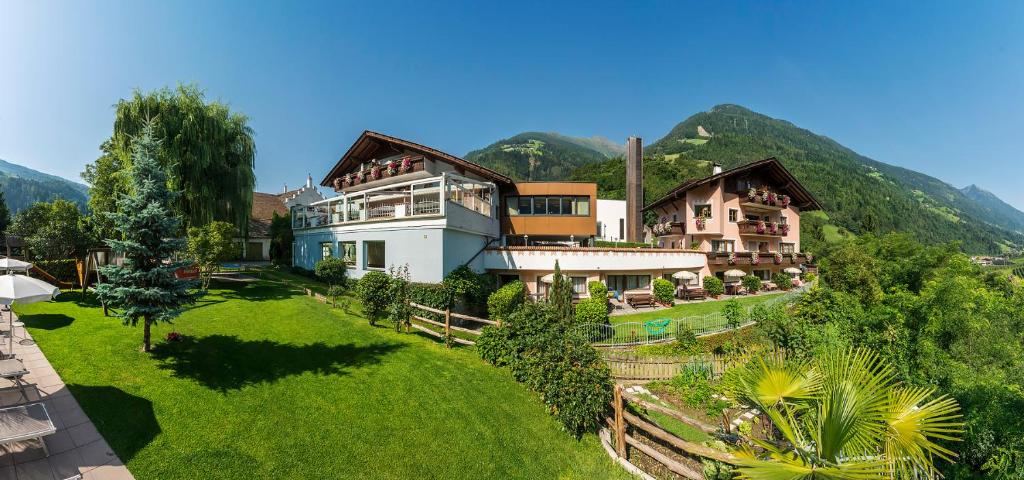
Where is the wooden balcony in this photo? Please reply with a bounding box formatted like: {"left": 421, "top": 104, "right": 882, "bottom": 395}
{"left": 705, "top": 251, "right": 809, "bottom": 266}
{"left": 737, "top": 220, "right": 790, "bottom": 237}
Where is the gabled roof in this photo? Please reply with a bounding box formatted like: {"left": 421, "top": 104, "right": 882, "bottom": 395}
{"left": 644, "top": 157, "right": 822, "bottom": 211}
{"left": 248, "top": 192, "right": 290, "bottom": 239}
{"left": 320, "top": 130, "right": 513, "bottom": 187}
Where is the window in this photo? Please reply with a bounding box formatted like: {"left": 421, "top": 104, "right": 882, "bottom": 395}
{"left": 728, "top": 209, "right": 738, "bottom": 222}
{"left": 694, "top": 204, "right": 712, "bottom": 218}
{"left": 498, "top": 274, "right": 520, "bottom": 287}
{"left": 780, "top": 243, "right": 795, "bottom": 254}
{"left": 763, "top": 215, "right": 771, "bottom": 222}
{"left": 571, "top": 276, "right": 587, "bottom": 295}
{"left": 506, "top": 196, "right": 590, "bottom": 216}
{"left": 754, "top": 269, "right": 771, "bottom": 281}
{"left": 618, "top": 218, "right": 624, "bottom": 240}
{"left": 320, "top": 242, "right": 332, "bottom": 260}
{"left": 364, "top": 241, "right": 385, "bottom": 269}
{"left": 672, "top": 213, "right": 678, "bottom": 223}
{"left": 711, "top": 240, "right": 735, "bottom": 253}
{"left": 606, "top": 275, "right": 651, "bottom": 295}
{"left": 339, "top": 241, "right": 356, "bottom": 266}
{"left": 745, "top": 213, "right": 760, "bottom": 221}
{"left": 780, "top": 215, "right": 787, "bottom": 225}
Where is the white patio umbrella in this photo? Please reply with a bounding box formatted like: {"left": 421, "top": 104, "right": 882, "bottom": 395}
{"left": 539, "top": 273, "right": 555, "bottom": 284}
{"left": 672, "top": 270, "right": 697, "bottom": 280}
{"left": 723, "top": 269, "right": 747, "bottom": 278}
{"left": 0, "top": 258, "right": 32, "bottom": 273}
{"left": 784, "top": 267, "right": 802, "bottom": 275}
{"left": 0, "top": 274, "right": 60, "bottom": 357}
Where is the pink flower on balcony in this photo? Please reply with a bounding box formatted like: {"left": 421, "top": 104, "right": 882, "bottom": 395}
{"left": 780, "top": 195, "right": 791, "bottom": 207}
{"left": 695, "top": 216, "right": 707, "bottom": 230}
{"left": 370, "top": 165, "right": 381, "bottom": 180}
{"left": 780, "top": 223, "right": 790, "bottom": 235}
{"left": 774, "top": 252, "right": 783, "bottom": 265}
{"left": 333, "top": 177, "right": 344, "bottom": 191}
{"left": 747, "top": 188, "right": 757, "bottom": 202}
{"left": 386, "top": 161, "right": 399, "bottom": 176}
{"left": 751, "top": 252, "right": 760, "bottom": 265}
{"left": 756, "top": 221, "right": 766, "bottom": 234}
{"left": 769, "top": 222, "right": 778, "bottom": 235}
{"left": 728, "top": 252, "right": 736, "bottom": 265}
{"left": 399, "top": 156, "right": 412, "bottom": 173}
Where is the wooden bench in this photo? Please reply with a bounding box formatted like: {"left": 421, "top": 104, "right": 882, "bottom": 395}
{"left": 627, "top": 292, "right": 654, "bottom": 309}
{"left": 680, "top": 288, "right": 707, "bottom": 300}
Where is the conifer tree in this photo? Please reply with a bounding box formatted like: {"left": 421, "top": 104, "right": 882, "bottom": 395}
{"left": 549, "top": 260, "right": 574, "bottom": 322}
{"left": 95, "top": 122, "right": 201, "bottom": 352}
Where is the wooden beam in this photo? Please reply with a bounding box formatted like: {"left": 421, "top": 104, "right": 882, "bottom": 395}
{"left": 622, "top": 392, "right": 718, "bottom": 433}
{"left": 623, "top": 410, "right": 737, "bottom": 464}
{"left": 624, "top": 434, "right": 704, "bottom": 480}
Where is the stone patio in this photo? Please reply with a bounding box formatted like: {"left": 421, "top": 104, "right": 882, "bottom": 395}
{"left": 0, "top": 313, "right": 134, "bottom": 480}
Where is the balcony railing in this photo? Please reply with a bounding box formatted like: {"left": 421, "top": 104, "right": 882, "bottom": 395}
{"left": 737, "top": 220, "right": 790, "bottom": 236}
{"left": 292, "top": 174, "right": 495, "bottom": 230}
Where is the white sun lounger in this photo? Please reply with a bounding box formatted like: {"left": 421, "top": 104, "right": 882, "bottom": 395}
{"left": 0, "top": 403, "right": 56, "bottom": 456}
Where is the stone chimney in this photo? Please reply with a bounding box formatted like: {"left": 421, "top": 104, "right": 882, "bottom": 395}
{"left": 712, "top": 163, "right": 722, "bottom": 175}
{"left": 625, "top": 136, "right": 643, "bottom": 243}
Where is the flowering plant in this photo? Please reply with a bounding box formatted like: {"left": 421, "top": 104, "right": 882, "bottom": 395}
{"left": 780, "top": 223, "right": 790, "bottom": 235}
{"left": 756, "top": 221, "right": 766, "bottom": 234}
{"left": 774, "top": 252, "right": 783, "bottom": 264}
{"left": 355, "top": 170, "right": 365, "bottom": 182}
{"left": 653, "top": 223, "right": 664, "bottom": 235}
{"left": 728, "top": 252, "right": 736, "bottom": 265}
{"left": 386, "top": 160, "right": 399, "bottom": 176}
{"left": 695, "top": 216, "right": 707, "bottom": 230}
{"left": 747, "top": 188, "right": 757, "bottom": 202}
{"left": 166, "top": 332, "right": 184, "bottom": 342}
{"left": 780, "top": 195, "right": 791, "bottom": 207}
{"left": 399, "top": 156, "right": 412, "bottom": 173}
{"left": 370, "top": 165, "right": 382, "bottom": 180}
{"left": 806, "top": 253, "right": 814, "bottom": 263}
{"left": 334, "top": 177, "right": 345, "bottom": 190}
{"left": 769, "top": 222, "right": 778, "bottom": 235}
{"left": 751, "top": 252, "right": 760, "bottom": 265}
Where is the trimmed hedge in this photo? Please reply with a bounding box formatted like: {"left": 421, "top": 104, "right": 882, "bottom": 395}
{"left": 587, "top": 281, "right": 607, "bottom": 299}
{"left": 487, "top": 281, "right": 526, "bottom": 321}
{"left": 703, "top": 276, "right": 725, "bottom": 297}
{"left": 36, "top": 259, "right": 77, "bottom": 285}
{"left": 653, "top": 278, "right": 675, "bottom": 304}
{"left": 741, "top": 275, "right": 762, "bottom": 293}
{"left": 574, "top": 297, "right": 607, "bottom": 325}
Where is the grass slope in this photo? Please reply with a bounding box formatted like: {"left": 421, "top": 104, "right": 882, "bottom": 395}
{"left": 612, "top": 292, "right": 784, "bottom": 325}
{"left": 15, "top": 274, "right": 628, "bottom": 480}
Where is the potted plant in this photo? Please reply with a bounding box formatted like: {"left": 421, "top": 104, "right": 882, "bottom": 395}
{"left": 769, "top": 222, "right": 778, "bottom": 235}
{"left": 747, "top": 188, "right": 757, "bottom": 202}
{"left": 399, "top": 156, "right": 412, "bottom": 173}
{"left": 370, "top": 165, "right": 382, "bottom": 180}
{"left": 751, "top": 251, "right": 760, "bottom": 265}
{"left": 695, "top": 216, "right": 707, "bottom": 230}
{"left": 728, "top": 252, "right": 737, "bottom": 265}
{"left": 334, "top": 177, "right": 345, "bottom": 190}
{"left": 780, "top": 195, "right": 791, "bottom": 207}
{"left": 386, "top": 160, "right": 399, "bottom": 176}
{"left": 756, "top": 220, "right": 766, "bottom": 234}
{"left": 774, "top": 252, "right": 783, "bottom": 264}
{"left": 780, "top": 223, "right": 790, "bottom": 235}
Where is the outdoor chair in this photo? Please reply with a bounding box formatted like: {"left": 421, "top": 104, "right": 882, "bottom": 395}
{"left": 0, "top": 403, "right": 56, "bottom": 456}
{"left": 0, "top": 359, "right": 31, "bottom": 403}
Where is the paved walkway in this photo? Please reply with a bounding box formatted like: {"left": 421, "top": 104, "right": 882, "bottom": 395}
{"left": 0, "top": 313, "right": 134, "bottom": 480}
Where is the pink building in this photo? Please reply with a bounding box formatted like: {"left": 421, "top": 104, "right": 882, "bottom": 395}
{"left": 643, "top": 158, "right": 821, "bottom": 285}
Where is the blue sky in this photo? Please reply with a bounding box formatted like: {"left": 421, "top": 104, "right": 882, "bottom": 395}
{"left": 1, "top": 1, "right": 1022, "bottom": 208}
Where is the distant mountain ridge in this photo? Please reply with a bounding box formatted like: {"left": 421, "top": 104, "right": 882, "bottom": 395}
{"left": 0, "top": 158, "right": 89, "bottom": 213}
{"left": 466, "top": 104, "right": 1022, "bottom": 254}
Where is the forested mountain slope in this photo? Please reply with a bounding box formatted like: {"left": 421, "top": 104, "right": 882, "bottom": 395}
{"left": 464, "top": 132, "right": 619, "bottom": 181}
{"left": 0, "top": 159, "right": 89, "bottom": 213}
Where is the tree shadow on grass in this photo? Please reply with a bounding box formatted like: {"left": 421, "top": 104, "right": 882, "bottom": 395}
{"left": 211, "top": 279, "right": 298, "bottom": 302}
{"left": 150, "top": 335, "right": 403, "bottom": 392}
{"left": 19, "top": 313, "right": 74, "bottom": 330}
{"left": 64, "top": 384, "right": 160, "bottom": 462}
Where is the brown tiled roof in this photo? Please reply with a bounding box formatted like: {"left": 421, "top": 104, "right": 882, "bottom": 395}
{"left": 321, "top": 130, "right": 513, "bottom": 187}
{"left": 249, "top": 192, "right": 289, "bottom": 239}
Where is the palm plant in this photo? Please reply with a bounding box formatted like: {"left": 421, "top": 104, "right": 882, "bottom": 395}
{"left": 723, "top": 349, "right": 962, "bottom": 479}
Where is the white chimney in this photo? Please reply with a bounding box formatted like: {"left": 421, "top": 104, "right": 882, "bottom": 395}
{"left": 306, "top": 174, "right": 313, "bottom": 188}
{"left": 712, "top": 163, "right": 722, "bottom": 175}
{"left": 283, "top": 184, "right": 288, "bottom": 193}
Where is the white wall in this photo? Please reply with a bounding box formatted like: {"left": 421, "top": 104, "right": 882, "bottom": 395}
{"left": 595, "top": 199, "right": 628, "bottom": 241}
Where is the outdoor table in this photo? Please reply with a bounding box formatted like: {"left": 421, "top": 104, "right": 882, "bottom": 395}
{"left": 0, "top": 359, "right": 30, "bottom": 403}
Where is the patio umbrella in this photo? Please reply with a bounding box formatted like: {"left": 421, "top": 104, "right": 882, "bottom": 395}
{"left": 0, "top": 274, "right": 60, "bottom": 357}
{"left": 723, "top": 269, "right": 747, "bottom": 278}
{"left": 672, "top": 271, "right": 697, "bottom": 280}
{"left": 539, "top": 273, "right": 555, "bottom": 284}
{"left": 784, "top": 267, "right": 802, "bottom": 275}
{"left": 0, "top": 258, "right": 32, "bottom": 273}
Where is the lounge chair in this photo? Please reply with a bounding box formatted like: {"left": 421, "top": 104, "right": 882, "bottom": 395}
{"left": 0, "top": 359, "right": 30, "bottom": 402}
{"left": 0, "top": 403, "right": 56, "bottom": 456}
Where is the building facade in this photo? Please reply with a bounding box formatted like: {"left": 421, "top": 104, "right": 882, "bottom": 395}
{"left": 595, "top": 199, "right": 627, "bottom": 242}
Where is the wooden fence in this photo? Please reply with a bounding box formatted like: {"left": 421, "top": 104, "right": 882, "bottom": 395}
{"left": 408, "top": 302, "right": 497, "bottom": 347}
{"left": 601, "top": 353, "right": 730, "bottom": 381}
{"left": 608, "top": 384, "right": 737, "bottom": 479}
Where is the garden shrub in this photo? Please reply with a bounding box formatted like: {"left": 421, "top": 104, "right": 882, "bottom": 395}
{"left": 442, "top": 265, "right": 495, "bottom": 315}
{"left": 477, "top": 302, "right": 612, "bottom": 436}
{"left": 803, "top": 272, "right": 817, "bottom": 283}
{"left": 386, "top": 265, "right": 411, "bottom": 331}
{"left": 35, "top": 259, "right": 77, "bottom": 284}
{"left": 355, "top": 271, "right": 391, "bottom": 325}
{"left": 314, "top": 257, "right": 348, "bottom": 288}
{"left": 773, "top": 272, "right": 794, "bottom": 290}
{"left": 703, "top": 276, "right": 724, "bottom": 297}
{"left": 723, "top": 299, "right": 745, "bottom": 330}
{"left": 574, "top": 297, "right": 607, "bottom": 325}
{"left": 653, "top": 278, "right": 675, "bottom": 304}
{"left": 487, "top": 281, "right": 525, "bottom": 321}
{"left": 587, "top": 280, "right": 607, "bottom": 299}
{"left": 741, "top": 275, "right": 762, "bottom": 293}
{"left": 665, "top": 365, "right": 728, "bottom": 418}
{"left": 675, "top": 326, "right": 699, "bottom": 352}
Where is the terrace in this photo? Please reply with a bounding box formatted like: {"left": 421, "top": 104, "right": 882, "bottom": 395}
{"left": 292, "top": 173, "right": 495, "bottom": 229}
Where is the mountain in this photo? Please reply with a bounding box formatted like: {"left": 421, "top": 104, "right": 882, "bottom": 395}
{"left": 569, "top": 103, "right": 1024, "bottom": 254}
{"left": 0, "top": 159, "right": 89, "bottom": 213}
{"left": 464, "top": 132, "right": 620, "bottom": 181}
{"left": 961, "top": 184, "right": 1024, "bottom": 233}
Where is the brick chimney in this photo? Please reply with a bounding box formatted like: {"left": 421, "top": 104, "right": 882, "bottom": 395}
{"left": 625, "top": 136, "right": 643, "bottom": 243}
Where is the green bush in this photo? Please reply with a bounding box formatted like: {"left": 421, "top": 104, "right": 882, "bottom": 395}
{"left": 653, "top": 278, "right": 675, "bottom": 304}
{"left": 675, "top": 326, "right": 699, "bottom": 352}
{"left": 314, "top": 257, "right": 348, "bottom": 288}
{"left": 741, "top": 275, "right": 762, "bottom": 293}
{"left": 574, "top": 297, "right": 607, "bottom": 325}
{"left": 703, "top": 276, "right": 725, "bottom": 297}
{"left": 386, "top": 265, "right": 411, "bottom": 331}
{"left": 477, "top": 302, "right": 612, "bottom": 436}
{"left": 772, "top": 272, "right": 794, "bottom": 291}
{"left": 803, "top": 271, "right": 817, "bottom": 283}
{"left": 355, "top": 271, "right": 391, "bottom": 325}
{"left": 35, "top": 259, "right": 77, "bottom": 284}
{"left": 487, "top": 281, "right": 525, "bottom": 321}
{"left": 723, "top": 299, "right": 745, "bottom": 330}
{"left": 442, "top": 265, "right": 495, "bottom": 316}
{"left": 587, "top": 281, "right": 607, "bottom": 299}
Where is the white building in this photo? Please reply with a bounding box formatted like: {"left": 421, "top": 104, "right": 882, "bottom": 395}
{"left": 595, "top": 199, "right": 627, "bottom": 242}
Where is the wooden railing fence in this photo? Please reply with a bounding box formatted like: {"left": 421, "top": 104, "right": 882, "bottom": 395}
{"left": 601, "top": 353, "right": 729, "bottom": 381}
{"left": 608, "top": 384, "right": 737, "bottom": 479}
{"left": 408, "top": 302, "right": 497, "bottom": 347}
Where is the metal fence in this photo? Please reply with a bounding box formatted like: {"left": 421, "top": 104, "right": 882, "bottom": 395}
{"left": 571, "top": 284, "right": 811, "bottom": 347}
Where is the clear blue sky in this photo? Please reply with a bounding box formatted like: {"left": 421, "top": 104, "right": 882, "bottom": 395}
{"left": 1, "top": 1, "right": 1022, "bottom": 208}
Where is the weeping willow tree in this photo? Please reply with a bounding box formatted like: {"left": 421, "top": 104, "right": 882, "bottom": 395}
{"left": 84, "top": 84, "right": 255, "bottom": 235}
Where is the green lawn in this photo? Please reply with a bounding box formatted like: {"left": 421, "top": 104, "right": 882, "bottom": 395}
{"left": 15, "top": 273, "right": 629, "bottom": 479}
{"left": 612, "top": 292, "right": 785, "bottom": 325}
